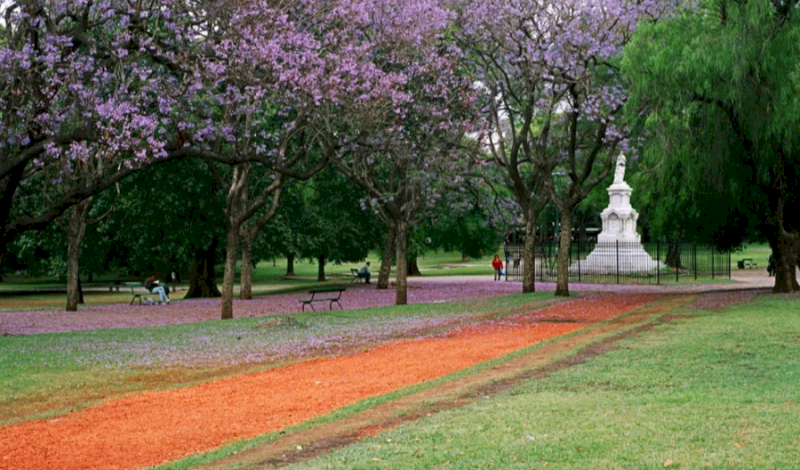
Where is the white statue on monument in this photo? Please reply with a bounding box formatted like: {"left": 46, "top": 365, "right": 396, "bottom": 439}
{"left": 613, "top": 153, "right": 626, "bottom": 184}
{"left": 570, "top": 153, "right": 663, "bottom": 273}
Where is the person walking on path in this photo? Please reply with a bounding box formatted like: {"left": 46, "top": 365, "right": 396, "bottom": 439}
{"left": 491, "top": 255, "right": 504, "bottom": 281}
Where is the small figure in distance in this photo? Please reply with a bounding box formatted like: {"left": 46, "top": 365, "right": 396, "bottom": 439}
{"left": 358, "top": 261, "right": 371, "bottom": 284}
{"left": 144, "top": 274, "right": 171, "bottom": 305}
{"left": 168, "top": 269, "right": 180, "bottom": 293}
{"left": 492, "top": 254, "right": 504, "bottom": 281}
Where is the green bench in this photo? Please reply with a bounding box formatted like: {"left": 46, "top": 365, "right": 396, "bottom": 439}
{"left": 351, "top": 268, "right": 367, "bottom": 283}
{"left": 97, "top": 279, "right": 128, "bottom": 292}
{"left": 299, "top": 287, "right": 345, "bottom": 312}
{"left": 126, "top": 282, "right": 144, "bottom": 305}
{"left": 737, "top": 258, "right": 757, "bottom": 269}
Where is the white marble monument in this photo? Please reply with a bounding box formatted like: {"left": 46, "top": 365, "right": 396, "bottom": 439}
{"left": 571, "top": 154, "right": 663, "bottom": 273}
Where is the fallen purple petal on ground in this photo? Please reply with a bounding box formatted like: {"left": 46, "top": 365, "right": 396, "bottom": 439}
{"left": 0, "top": 280, "right": 527, "bottom": 335}
{"left": 0, "top": 275, "right": 769, "bottom": 336}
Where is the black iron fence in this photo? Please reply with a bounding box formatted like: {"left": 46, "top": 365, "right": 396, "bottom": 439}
{"left": 504, "top": 240, "right": 731, "bottom": 284}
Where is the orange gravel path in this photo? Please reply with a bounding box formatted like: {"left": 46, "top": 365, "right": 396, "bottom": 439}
{"left": 0, "top": 293, "right": 661, "bottom": 470}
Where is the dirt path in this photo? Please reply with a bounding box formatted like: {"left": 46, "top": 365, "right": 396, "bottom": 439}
{"left": 0, "top": 292, "right": 686, "bottom": 470}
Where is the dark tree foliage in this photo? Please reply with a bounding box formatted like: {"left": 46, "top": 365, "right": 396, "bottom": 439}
{"left": 625, "top": 0, "right": 800, "bottom": 291}
{"left": 295, "top": 168, "right": 382, "bottom": 281}
{"left": 99, "top": 159, "right": 227, "bottom": 297}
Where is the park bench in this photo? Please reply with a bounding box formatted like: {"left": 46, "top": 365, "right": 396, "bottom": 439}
{"left": 299, "top": 286, "right": 345, "bottom": 312}
{"left": 83, "top": 279, "right": 131, "bottom": 292}
{"left": 737, "top": 258, "right": 757, "bottom": 269}
{"left": 350, "top": 268, "right": 366, "bottom": 283}
{"left": 96, "top": 279, "right": 128, "bottom": 292}
{"left": 127, "top": 281, "right": 144, "bottom": 305}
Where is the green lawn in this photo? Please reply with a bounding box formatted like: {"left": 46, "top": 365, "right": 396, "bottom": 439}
{"left": 279, "top": 294, "right": 800, "bottom": 470}
{"left": 249, "top": 250, "right": 494, "bottom": 281}
{"left": 734, "top": 244, "right": 773, "bottom": 267}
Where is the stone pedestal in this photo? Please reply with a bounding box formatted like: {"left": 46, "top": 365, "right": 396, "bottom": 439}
{"left": 597, "top": 181, "right": 639, "bottom": 244}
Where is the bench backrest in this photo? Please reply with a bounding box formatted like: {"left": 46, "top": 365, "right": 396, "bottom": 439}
{"left": 309, "top": 287, "right": 345, "bottom": 294}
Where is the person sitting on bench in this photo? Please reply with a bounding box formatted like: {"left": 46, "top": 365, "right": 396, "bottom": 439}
{"left": 358, "top": 262, "right": 371, "bottom": 284}
{"left": 144, "top": 274, "right": 171, "bottom": 305}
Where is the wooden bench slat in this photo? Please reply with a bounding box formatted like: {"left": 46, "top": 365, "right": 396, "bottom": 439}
{"left": 299, "top": 287, "right": 345, "bottom": 312}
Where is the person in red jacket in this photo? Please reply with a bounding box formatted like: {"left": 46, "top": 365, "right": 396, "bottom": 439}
{"left": 491, "top": 254, "right": 504, "bottom": 281}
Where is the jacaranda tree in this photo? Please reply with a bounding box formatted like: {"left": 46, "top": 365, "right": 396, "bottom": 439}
{"left": 0, "top": 0, "right": 426, "bottom": 317}
{"left": 455, "top": 0, "right": 669, "bottom": 296}
{"left": 332, "top": 0, "right": 482, "bottom": 305}
{"left": 204, "top": 0, "right": 472, "bottom": 317}
{"left": 2, "top": 1, "right": 190, "bottom": 259}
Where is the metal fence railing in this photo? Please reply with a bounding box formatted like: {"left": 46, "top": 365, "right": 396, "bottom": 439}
{"left": 503, "top": 240, "right": 731, "bottom": 284}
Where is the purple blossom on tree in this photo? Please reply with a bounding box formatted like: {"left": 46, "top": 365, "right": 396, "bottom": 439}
{"left": 0, "top": 1, "right": 222, "bottom": 267}
{"left": 454, "top": 0, "right": 670, "bottom": 296}
{"left": 331, "top": 0, "right": 483, "bottom": 305}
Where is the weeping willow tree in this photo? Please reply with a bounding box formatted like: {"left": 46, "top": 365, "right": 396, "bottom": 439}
{"left": 624, "top": 0, "right": 800, "bottom": 292}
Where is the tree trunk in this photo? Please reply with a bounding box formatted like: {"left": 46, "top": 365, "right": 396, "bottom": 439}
{"left": 0, "top": 163, "right": 26, "bottom": 272}
{"left": 286, "top": 253, "right": 295, "bottom": 276}
{"left": 555, "top": 210, "right": 573, "bottom": 297}
{"left": 767, "top": 180, "right": 800, "bottom": 291}
{"left": 239, "top": 234, "right": 254, "bottom": 300}
{"left": 377, "top": 225, "right": 395, "bottom": 290}
{"left": 407, "top": 254, "right": 421, "bottom": 276}
{"left": 574, "top": 213, "right": 590, "bottom": 251}
{"left": 395, "top": 220, "right": 409, "bottom": 305}
{"left": 238, "top": 182, "right": 282, "bottom": 298}
{"left": 773, "top": 232, "right": 799, "bottom": 293}
{"left": 220, "top": 224, "right": 239, "bottom": 320}
{"left": 522, "top": 215, "right": 537, "bottom": 293}
{"left": 317, "top": 254, "right": 326, "bottom": 282}
{"left": 221, "top": 164, "right": 248, "bottom": 319}
{"left": 66, "top": 198, "right": 92, "bottom": 311}
{"left": 666, "top": 239, "right": 683, "bottom": 269}
{"left": 521, "top": 194, "right": 549, "bottom": 293}
{"left": 185, "top": 239, "right": 221, "bottom": 298}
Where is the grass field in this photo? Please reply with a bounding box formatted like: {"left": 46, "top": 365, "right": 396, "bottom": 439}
{"left": 735, "top": 244, "right": 773, "bottom": 267}
{"left": 276, "top": 294, "right": 800, "bottom": 470}
{"left": 250, "top": 251, "right": 494, "bottom": 279}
